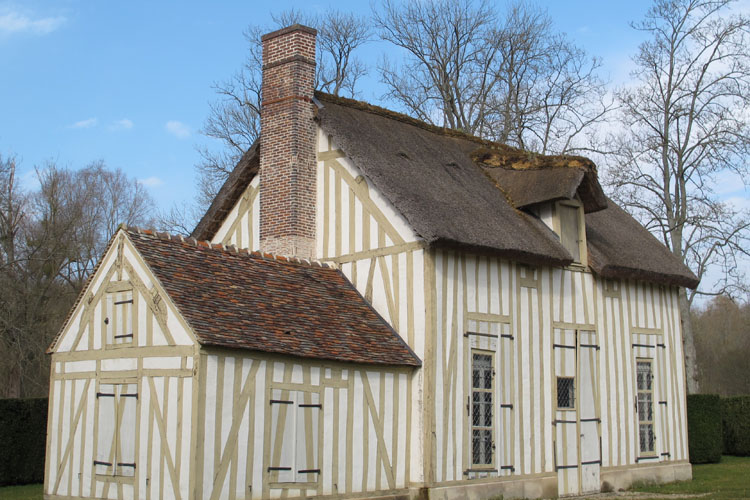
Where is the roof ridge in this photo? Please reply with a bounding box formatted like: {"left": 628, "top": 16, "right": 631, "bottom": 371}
{"left": 315, "top": 92, "right": 600, "bottom": 171}
{"left": 122, "top": 225, "right": 333, "bottom": 269}
{"left": 315, "top": 91, "right": 500, "bottom": 148}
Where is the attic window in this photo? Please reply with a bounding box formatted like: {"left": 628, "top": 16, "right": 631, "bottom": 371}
{"left": 554, "top": 200, "right": 587, "bottom": 266}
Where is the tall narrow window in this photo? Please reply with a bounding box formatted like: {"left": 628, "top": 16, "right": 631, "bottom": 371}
{"left": 558, "top": 203, "right": 582, "bottom": 263}
{"left": 471, "top": 352, "right": 494, "bottom": 467}
{"left": 637, "top": 360, "right": 655, "bottom": 454}
{"left": 94, "top": 383, "right": 137, "bottom": 477}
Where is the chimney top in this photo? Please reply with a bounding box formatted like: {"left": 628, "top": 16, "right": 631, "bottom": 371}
{"left": 261, "top": 24, "right": 317, "bottom": 42}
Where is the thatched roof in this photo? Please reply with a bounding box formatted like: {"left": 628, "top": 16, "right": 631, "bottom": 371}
{"left": 193, "top": 142, "right": 259, "bottom": 241}
{"left": 473, "top": 147, "right": 608, "bottom": 213}
{"left": 194, "top": 92, "right": 698, "bottom": 288}
{"left": 314, "top": 94, "right": 575, "bottom": 266}
{"left": 586, "top": 200, "right": 698, "bottom": 288}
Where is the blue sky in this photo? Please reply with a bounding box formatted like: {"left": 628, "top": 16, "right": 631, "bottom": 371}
{"left": 0, "top": 0, "right": 656, "bottom": 209}
{"left": 1, "top": 0, "right": 747, "bottom": 219}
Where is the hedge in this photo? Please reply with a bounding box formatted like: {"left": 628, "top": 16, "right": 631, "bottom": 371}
{"left": 0, "top": 398, "right": 48, "bottom": 486}
{"left": 687, "top": 394, "right": 722, "bottom": 463}
{"left": 722, "top": 396, "right": 750, "bottom": 456}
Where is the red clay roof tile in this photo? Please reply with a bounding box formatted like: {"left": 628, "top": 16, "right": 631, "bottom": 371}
{"left": 126, "top": 228, "right": 420, "bottom": 367}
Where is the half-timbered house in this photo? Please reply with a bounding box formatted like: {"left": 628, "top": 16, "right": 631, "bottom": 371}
{"left": 45, "top": 24, "right": 699, "bottom": 500}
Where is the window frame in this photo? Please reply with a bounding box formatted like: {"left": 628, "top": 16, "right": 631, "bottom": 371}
{"left": 470, "top": 349, "right": 496, "bottom": 470}
{"left": 636, "top": 358, "right": 657, "bottom": 457}
{"left": 556, "top": 376, "right": 576, "bottom": 410}
{"left": 267, "top": 387, "right": 323, "bottom": 488}
{"left": 104, "top": 287, "right": 135, "bottom": 349}
{"left": 553, "top": 198, "right": 588, "bottom": 268}
{"left": 93, "top": 378, "right": 139, "bottom": 482}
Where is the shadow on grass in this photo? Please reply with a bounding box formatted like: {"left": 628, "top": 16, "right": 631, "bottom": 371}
{"left": 631, "top": 456, "right": 750, "bottom": 499}
{"left": 0, "top": 484, "right": 42, "bottom": 500}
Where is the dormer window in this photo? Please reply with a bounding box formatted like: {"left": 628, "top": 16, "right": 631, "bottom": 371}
{"left": 527, "top": 198, "right": 588, "bottom": 267}
{"left": 554, "top": 199, "right": 587, "bottom": 266}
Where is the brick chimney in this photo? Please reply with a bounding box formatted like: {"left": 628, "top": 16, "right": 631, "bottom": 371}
{"left": 259, "top": 24, "right": 318, "bottom": 259}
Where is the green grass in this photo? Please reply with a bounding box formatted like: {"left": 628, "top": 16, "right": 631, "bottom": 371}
{"left": 0, "top": 484, "right": 42, "bottom": 500}
{"left": 632, "top": 455, "right": 750, "bottom": 499}
{"left": 1, "top": 459, "right": 748, "bottom": 500}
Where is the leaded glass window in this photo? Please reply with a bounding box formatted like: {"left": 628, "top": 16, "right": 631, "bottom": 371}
{"left": 471, "top": 352, "right": 494, "bottom": 466}
{"left": 557, "top": 376, "right": 575, "bottom": 409}
{"left": 637, "top": 360, "right": 655, "bottom": 454}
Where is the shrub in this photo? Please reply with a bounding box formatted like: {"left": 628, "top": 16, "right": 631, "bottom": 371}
{"left": 722, "top": 396, "right": 750, "bottom": 456}
{"left": 687, "top": 394, "right": 722, "bottom": 464}
{"left": 0, "top": 398, "right": 48, "bottom": 486}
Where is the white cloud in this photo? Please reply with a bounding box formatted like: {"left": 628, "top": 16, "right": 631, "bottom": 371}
{"left": 138, "top": 176, "right": 164, "bottom": 188}
{"left": 69, "top": 117, "right": 98, "bottom": 129}
{"left": 109, "top": 118, "right": 133, "bottom": 131}
{"left": 165, "top": 120, "right": 190, "bottom": 139}
{"left": 0, "top": 10, "right": 65, "bottom": 36}
{"left": 725, "top": 195, "right": 750, "bottom": 213}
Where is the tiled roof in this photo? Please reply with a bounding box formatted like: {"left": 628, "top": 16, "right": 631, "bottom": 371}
{"left": 127, "top": 228, "right": 420, "bottom": 367}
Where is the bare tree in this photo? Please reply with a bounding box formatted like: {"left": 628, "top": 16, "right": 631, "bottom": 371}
{"left": 607, "top": 0, "right": 750, "bottom": 393}
{"left": 375, "top": 0, "right": 501, "bottom": 133}
{"left": 194, "top": 9, "right": 371, "bottom": 207}
{"left": 374, "top": 0, "right": 611, "bottom": 153}
{"left": 0, "top": 158, "right": 154, "bottom": 397}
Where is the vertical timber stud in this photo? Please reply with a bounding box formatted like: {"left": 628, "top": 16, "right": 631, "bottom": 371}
{"left": 423, "top": 249, "right": 437, "bottom": 486}
{"left": 259, "top": 24, "right": 318, "bottom": 259}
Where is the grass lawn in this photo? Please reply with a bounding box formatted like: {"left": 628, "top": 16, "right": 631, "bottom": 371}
{"left": 0, "top": 459, "right": 748, "bottom": 499}
{"left": 0, "top": 484, "right": 42, "bottom": 500}
{"left": 631, "top": 455, "right": 750, "bottom": 499}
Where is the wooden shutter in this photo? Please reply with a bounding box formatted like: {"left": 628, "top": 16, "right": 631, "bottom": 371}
{"left": 559, "top": 204, "right": 581, "bottom": 263}
{"left": 117, "top": 383, "right": 138, "bottom": 476}
{"left": 95, "top": 384, "right": 117, "bottom": 475}
{"left": 269, "top": 389, "right": 296, "bottom": 483}
{"left": 105, "top": 290, "right": 134, "bottom": 345}
{"left": 295, "top": 392, "right": 321, "bottom": 482}
{"left": 269, "top": 389, "right": 321, "bottom": 483}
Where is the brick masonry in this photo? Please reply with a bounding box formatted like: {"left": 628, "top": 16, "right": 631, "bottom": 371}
{"left": 259, "top": 25, "right": 318, "bottom": 259}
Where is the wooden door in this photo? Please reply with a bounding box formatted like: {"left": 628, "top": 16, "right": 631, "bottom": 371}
{"left": 554, "top": 329, "right": 601, "bottom": 496}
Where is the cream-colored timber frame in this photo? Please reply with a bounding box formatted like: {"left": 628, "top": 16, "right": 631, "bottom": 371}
{"left": 427, "top": 247, "right": 688, "bottom": 491}
{"left": 45, "top": 132, "right": 692, "bottom": 499}
{"left": 315, "top": 132, "right": 426, "bottom": 492}
{"left": 462, "top": 308, "right": 514, "bottom": 480}
{"left": 551, "top": 198, "right": 588, "bottom": 269}
{"left": 46, "top": 230, "right": 200, "bottom": 500}
{"left": 214, "top": 179, "right": 260, "bottom": 249}
{"left": 193, "top": 347, "right": 416, "bottom": 500}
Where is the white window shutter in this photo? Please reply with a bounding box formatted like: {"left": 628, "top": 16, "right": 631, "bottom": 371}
{"left": 95, "top": 384, "right": 116, "bottom": 475}
{"left": 295, "top": 392, "right": 321, "bottom": 482}
{"left": 269, "top": 389, "right": 296, "bottom": 482}
{"left": 117, "top": 383, "right": 138, "bottom": 477}
{"left": 105, "top": 296, "right": 114, "bottom": 345}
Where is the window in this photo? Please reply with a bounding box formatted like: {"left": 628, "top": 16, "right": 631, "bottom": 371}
{"left": 558, "top": 202, "right": 583, "bottom": 264}
{"left": 557, "top": 376, "right": 575, "bottom": 409}
{"left": 268, "top": 390, "right": 321, "bottom": 483}
{"left": 471, "top": 352, "right": 494, "bottom": 467}
{"left": 637, "top": 360, "right": 655, "bottom": 454}
{"left": 105, "top": 290, "right": 134, "bottom": 345}
{"left": 94, "top": 383, "right": 137, "bottom": 477}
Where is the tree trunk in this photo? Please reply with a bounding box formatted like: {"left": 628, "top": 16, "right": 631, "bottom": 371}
{"left": 678, "top": 287, "right": 700, "bottom": 394}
